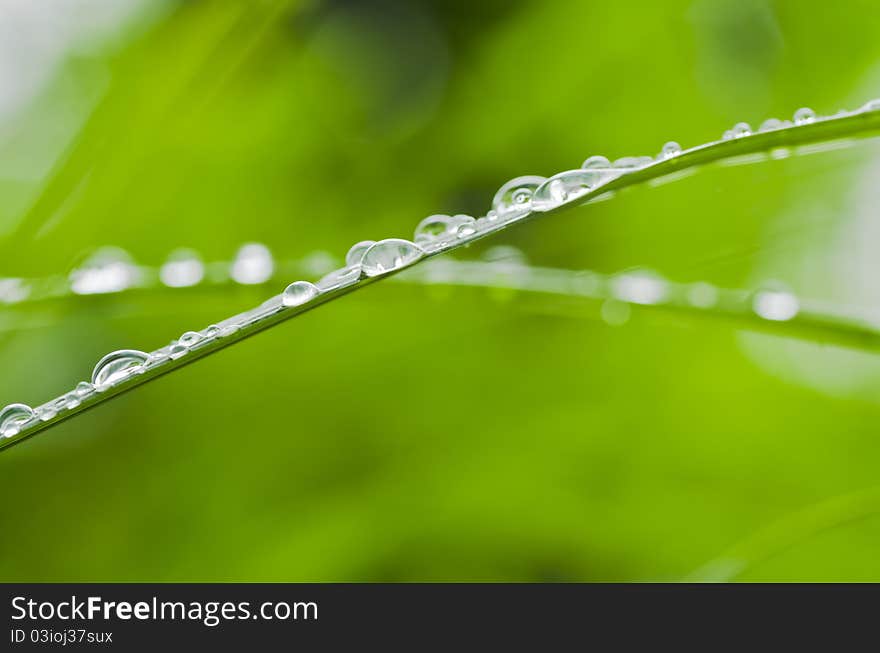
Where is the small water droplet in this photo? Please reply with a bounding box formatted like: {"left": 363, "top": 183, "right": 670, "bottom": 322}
{"left": 91, "top": 350, "right": 150, "bottom": 390}
{"left": 731, "top": 122, "right": 752, "bottom": 138}
{"left": 169, "top": 344, "right": 188, "bottom": 359}
{"left": 282, "top": 280, "right": 320, "bottom": 307}
{"left": 753, "top": 286, "right": 799, "bottom": 321}
{"left": 414, "top": 215, "right": 474, "bottom": 244}
{"left": 160, "top": 248, "right": 204, "bottom": 288}
{"left": 722, "top": 130, "right": 735, "bottom": 140}
{"left": 0, "top": 403, "right": 34, "bottom": 438}
{"left": 317, "top": 265, "right": 361, "bottom": 291}
{"left": 36, "top": 405, "right": 57, "bottom": 422}
{"left": 759, "top": 118, "right": 783, "bottom": 132}
{"left": 793, "top": 107, "right": 816, "bottom": 125}
{"left": 231, "top": 243, "right": 274, "bottom": 285}
{"left": 582, "top": 155, "right": 612, "bottom": 170}
{"left": 613, "top": 156, "right": 652, "bottom": 170}
{"left": 0, "top": 278, "right": 30, "bottom": 304}
{"left": 204, "top": 325, "right": 221, "bottom": 338}
{"left": 178, "top": 331, "right": 202, "bottom": 347}
{"left": 531, "top": 169, "right": 620, "bottom": 212}
{"left": 361, "top": 239, "right": 424, "bottom": 277}
{"left": 660, "top": 141, "right": 682, "bottom": 159}
{"left": 346, "top": 241, "right": 375, "bottom": 267}
{"left": 611, "top": 270, "right": 668, "bottom": 305}
{"left": 456, "top": 222, "right": 477, "bottom": 238}
{"left": 69, "top": 247, "right": 140, "bottom": 295}
{"left": 74, "top": 381, "right": 94, "bottom": 397}
{"left": 861, "top": 98, "right": 880, "bottom": 112}
{"left": 490, "top": 176, "right": 546, "bottom": 219}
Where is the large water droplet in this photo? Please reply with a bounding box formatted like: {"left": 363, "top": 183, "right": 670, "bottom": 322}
{"left": 231, "top": 243, "right": 274, "bottom": 285}
{"left": 91, "top": 350, "right": 150, "bottom": 390}
{"left": 160, "top": 248, "right": 204, "bottom": 288}
{"left": 793, "top": 107, "right": 816, "bottom": 125}
{"left": 0, "top": 403, "right": 34, "bottom": 438}
{"left": 413, "top": 214, "right": 475, "bottom": 245}
{"left": 346, "top": 241, "right": 375, "bottom": 267}
{"left": 69, "top": 247, "right": 140, "bottom": 295}
{"left": 490, "top": 176, "right": 546, "bottom": 219}
{"left": 282, "top": 281, "right": 320, "bottom": 307}
{"left": 361, "top": 239, "right": 424, "bottom": 277}
{"left": 531, "top": 169, "right": 620, "bottom": 212}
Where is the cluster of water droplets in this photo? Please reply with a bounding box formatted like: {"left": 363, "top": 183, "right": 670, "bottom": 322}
{"left": 2, "top": 98, "right": 879, "bottom": 446}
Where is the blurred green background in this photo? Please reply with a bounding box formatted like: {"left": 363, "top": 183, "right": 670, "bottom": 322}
{"left": 2, "top": 0, "right": 880, "bottom": 581}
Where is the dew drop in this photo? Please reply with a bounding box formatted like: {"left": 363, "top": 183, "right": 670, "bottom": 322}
{"left": 456, "top": 222, "right": 477, "bottom": 238}
{"left": 74, "top": 381, "right": 94, "bottom": 397}
{"left": 36, "top": 405, "right": 57, "bottom": 422}
{"left": 660, "top": 141, "right": 682, "bottom": 159}
{"left": 345, "top": 241, "right": 375, "bottom": 267}
{"left": 753, "top": 286, "right": 799, "bottom": 321}
{"left": 160, "top": 248, "right": 204, "bottom": 288}
{"left": 861, "top": 98, "right": 880, "bottom": 112}
{"left": 611, "top": 270, "right": 668, "bottom": 305}
{"left": 282, "top": 280, "right": 320, "bottom": 307}
{"left": 793, "top": 107, "right": 816, "bottom": 125}
{"left": 759, "top": 118, "right": 783, "bottom": 132}
{"left": 91, "top": 350, "right": 150, "bottom": 390}
{"left": 231, "top": 243, "right": 274, "bottom": 285}
{"left": 613, "top": 156, "right": 653, "bottom": 170}
{"left": 204, "top": 325, "right": 221, "bottom": 338}
{"left": 361, "top": 239, "right": 424, "bottom": 277}
{"left": 0, "top": 403, "right": 34, "bottom": 438}
{"left": 531, "top": 169, "right": 620, "bottom": 212}
{"left": 178, "top": 331, "right": 202, "bottom": 347}
{"left": 582, "top": 155, "right": 613, "bottom": 170}
{"left": 317, "top": 265, "right": 361, "bottom": 291}
{"left": 490, "top": 176, "right": 546, "bottom": 219}
{"left": 169, "top": 344, "right": 188, "bottom": 360}
{"left": 731, "top": 122, "right": 752, "bottom": 138}
{"left": 69, "top": 247, "right": 140, "bottom": 295}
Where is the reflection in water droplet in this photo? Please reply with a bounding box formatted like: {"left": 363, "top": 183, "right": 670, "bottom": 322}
{"left": 91, "top": 350, "right": 150, "bottom": 390}
{"left": 346, "top": 241, "right": 375, "bottom": 267}
{"left": 179, "top": 331, "right": 202, "bottom": 347}
{"left": 317, "top": 266, "right": 361, "bottom": 291}
{"left": 753, "top": 288, "right": 799, "bottom": 321}
{"left": 660, "top": 142, "right": 682, "bottom": 159}
{"left": 231, "top": 243, "right": 274, "bottom": 285}
{"left": 282, "top": 281, "right": 320, "bottom": 307}
{"left": 361, "top": 239, "right": 424, "bottom": 277}
{"left": 490, "top": 176, "right": 546, "bottom": 219}
{"left": 70, "top": 247, "right": 140, "bottom": 295}
{"left": 611, "top": 271, "right": 667, "bottom": 305}
{"left": 582, "top": 155, "right": 612, "bottom": 170}
{"left": 531, "top": 169, "right": 620, "bottom": 212}
{"left": 0, "top": 403, "right": 34, "bottom": 438}
{"left": 160, "top": 249, "right": 204, "bottom": 288}
{"left": 793, "top": 107, "right": 816, "bottom": 125}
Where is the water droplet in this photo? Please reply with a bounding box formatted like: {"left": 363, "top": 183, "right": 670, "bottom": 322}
{"left": 69, "top": 247, "right": 140, "bottom": 295}
{"left": 613, "top": 156, "right": 653, "bottom": 170}
{"left": 74, "top": 381, "right": 94, "bottom": 397}
{"left": 456, "top": 222, "right": 477, "bottom": 238}
{"left": 91, "top": 350, "right": 150, "bottom": 390}
{"left": 414, "top": 215, "right": 474, "bottom": 245}
{"left": 861, "top": 98, "right": 880, "bottom": 112}
{"left": 687, "top": 282, "right": 719, "bottom": 308}
{"left": 169, "top": 344, "right": 188, "bottom": 359}
{"left": 582, "top": 155, "right": 612, "bottom": 170}
{"left": 611, "top": 270, "right": 667, "bottom": 305}
{"left": 753, "top": 286, "right": 799, "bottom": 321}
{"left": 490, "top": 176, "right": 546, "bottom": 219}
{"left": 282, "top": 281, "right": 320, "bottom": 307}
{"left": 0, "top": 403, "right": 34, "bottom": 438}
{"left": 759, "top": 118, "right": 783, "bottom": 132}
{"left": 36, "top": 405, "right": 57, "bottom": 422}
{"left": 346, "top": 241, "right": 375, "bottom": 267}
{"left": 361, "top": 239, "right": 424, "bottom": 277}
{"left": 793, "top": 107, "right": 816, "bottom": 125}
{"left": 204, "top": 325, "right": 221, "bottom": 338}
{"left": 61, "top": 394, "right": 81, "bottom": 410}
{"left": 231, "top": 243, "right": 274, "bottom": 285}
{"left": 0, "top": 278, "right": 30, "bottom": 304}
{"left": 160, "top": 248, "right": 204, "bottom": 288}
{"left": 722, "top": 130, "right": 735, "bottom": 140}
{"left": 317, "top": 266, "right": 361, "bottom": 291}
{"left": 731, "top": 122, "right": 752, "bottom": 138}
{"left": 531, "top": 169, "right": 620, "bottom": 212}
{"left": 176, "top": 331, "right": 201, "bottom": 347}
{"left": 660, "top": 141, "right": 682, "bottom": 159}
